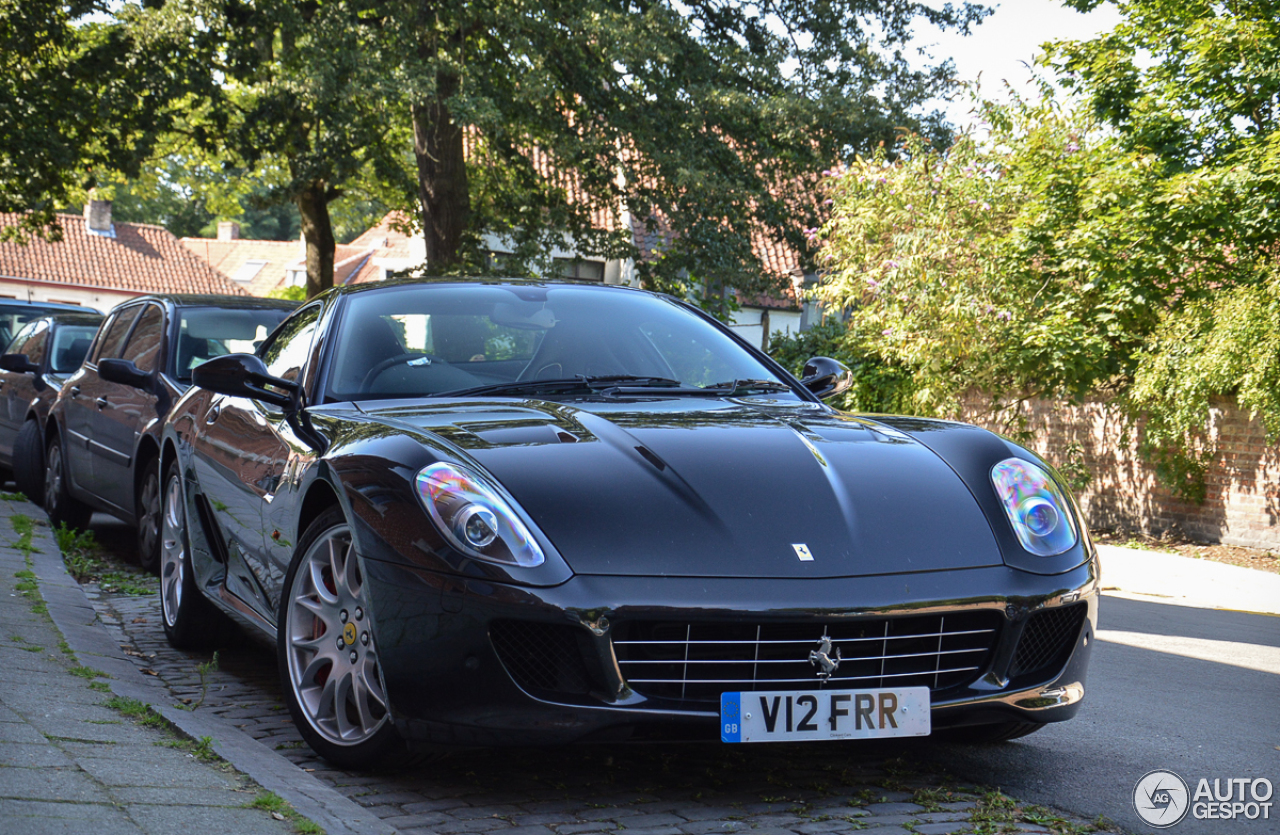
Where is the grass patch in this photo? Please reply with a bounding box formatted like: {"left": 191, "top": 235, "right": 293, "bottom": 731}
{"left": 0, "top": 490, "right": 28, "bottom": 501}
{"left": 68, "top": 665, "right": 109, "bottom": 680}
{"left": 11, "top": 513, "right": 37, "bottom": 557}
{"left": 104, "top": 696, "right": 167, "bottom": 728}
{"left": 55, "top": 525, "right": 155, "bottom": 596}
{"left": 968, "top": 788, "right": 1110, "bottom": 835}
{"left": 246, "top": 791, "right": 325, "bottom": 834}
{"left": 88, "top": 681, "right": 110, "bottom": 692}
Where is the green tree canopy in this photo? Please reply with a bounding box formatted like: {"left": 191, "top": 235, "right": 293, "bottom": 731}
{"left": 0, "top": 0, "right": 207, "bottom": 241}
{"left": 801, "top": 0, "right": 1280, "bottom": 501}
{"left": 360, "top": 0, "right": 989, "bottom": 295}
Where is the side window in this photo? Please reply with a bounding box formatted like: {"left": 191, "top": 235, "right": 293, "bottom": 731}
{"left": 261, "top": 304, "right": 322, "bottom": 383}
{"left": 21, "top": 321, "right": 50, "bottom": 367}
{"left": 120, "top": 305, "right": 164, "bottom": 374}
{"left": 4, "top": 321, "right": 39, "bottom": 358}
{"left": 93, "top": 307, "right": 140, "bottom": 363}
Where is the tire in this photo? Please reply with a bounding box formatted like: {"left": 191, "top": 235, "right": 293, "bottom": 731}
{"left": 160, "top": 461, "right": 237, "bottom": 649}
{"left": 136, "top": 457, "right": 162, "bottom": 574}
{"left": 14, "top": 419, "right": 45, "bottom": 505}
{"left": 44, "top": 434, "right": 91, "bottom": 531}
{"left": 278, "top": 506, "right": 411, "bottom": 769}
{"left": 936, "top": 721, "right": 1045, "bottom": 743}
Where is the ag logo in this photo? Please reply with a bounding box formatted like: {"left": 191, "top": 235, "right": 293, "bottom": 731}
{"left": 792, "top": 543, "right": 814, "bottom": 562}
{"left": 342, "top": 622, "right": 357, "bottom": 646}
{"left": 1134, "top": 769, "right": 1190, "bottom": 828}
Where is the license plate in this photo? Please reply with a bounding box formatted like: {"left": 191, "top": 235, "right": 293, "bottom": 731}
{"left": 720, "top": 687, "right": 930, "bottom": 743}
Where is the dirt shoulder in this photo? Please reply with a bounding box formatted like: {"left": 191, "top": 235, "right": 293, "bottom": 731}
{"left": 1092, "top": 529, "right": 1280, "bottom": 576}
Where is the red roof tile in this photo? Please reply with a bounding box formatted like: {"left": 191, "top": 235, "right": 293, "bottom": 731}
{"left": 0, "top": 213, "right": 247, "bottom": 296}
{"left": 179, "top": 237, "right": 300, "bottom": 296}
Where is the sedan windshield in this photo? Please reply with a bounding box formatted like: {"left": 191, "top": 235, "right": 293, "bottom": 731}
{"left": 324, "top": 284, "right": 794, "bottom": 402}
{"left": 176, "top": 307, "right": 292, "bottom": 381}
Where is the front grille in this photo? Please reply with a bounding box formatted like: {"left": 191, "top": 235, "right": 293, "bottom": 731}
{"left": 490, "top": 620, "right": 595, "bottom": 696}
{"left": 613, "top": 611, "right": 1001, "bottom": 703}
{"left": 1010, "top": 604, "right": 1086, "bottom": 679}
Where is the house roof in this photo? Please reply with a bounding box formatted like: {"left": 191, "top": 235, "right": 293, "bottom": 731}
{"left": 178, "top": 237, "right": 300, "bottom": 296}
{"left": 0, "top": 213, "right": 247, "bottom": 297}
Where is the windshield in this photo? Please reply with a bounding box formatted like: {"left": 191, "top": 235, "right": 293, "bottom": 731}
{"left": 324, "top": 284, "right": 792, "bottom": 402}
{"left": 176, "top": 307, "right": 292, "bottom": 380}
{"left": 49, "top": 324, "right": 100, "bottom": 373}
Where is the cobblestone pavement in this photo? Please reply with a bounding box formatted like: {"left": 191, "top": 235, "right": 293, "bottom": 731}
{"left": 75, "top": 531, "right": 1106, "bottom": 835}
{"left": 0, "top": 509, "right": 299, "bottom": 835}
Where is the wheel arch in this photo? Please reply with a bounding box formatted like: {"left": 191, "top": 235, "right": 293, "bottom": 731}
{"left": 297, "top": 478, "right": 342, "bottom": 544}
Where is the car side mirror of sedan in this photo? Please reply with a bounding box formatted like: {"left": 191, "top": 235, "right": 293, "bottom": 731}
{"left": 192, "top": 353, "right": 297, "bottom": 410}
{"left": 98, "top": 358, "right": 151, "bottom": 388}
{"left": 800, "top": 356, "right": 854, "bottom": 400}
{"left": 0, "top": 353, "right": 38, "bottom": 374}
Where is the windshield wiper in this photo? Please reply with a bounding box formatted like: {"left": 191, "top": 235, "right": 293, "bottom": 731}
{"left": 433, "top": 375, "right": 791, "bottom": 399}
{"left": 433, "top": 375, "right": 687, "bottom": 399}
{"left": 703, "top": 379, "right": 794, "bottom": 395}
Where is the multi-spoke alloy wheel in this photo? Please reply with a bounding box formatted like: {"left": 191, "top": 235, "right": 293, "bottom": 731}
{"left": 158, "top": 461, "right": 234, "bottom": 649}
{"left": 280, "top": 507, "right": 405, "bottom": 767}
{"left": 44, "top": 435, "right": 90, "bottom": 530}
{"left": 137, "top": 459, "right": 162, "bottom": 573}
{"left": 160, "top": 471, "right": 185, "bottom": 629}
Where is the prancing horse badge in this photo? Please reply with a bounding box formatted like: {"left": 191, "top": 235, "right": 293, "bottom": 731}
{"left": 792, "top": 543, "right": 814, "bottom": 561}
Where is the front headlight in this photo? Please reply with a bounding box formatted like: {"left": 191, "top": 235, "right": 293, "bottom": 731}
{"left": 990, "top": 458, "right": 1078, "bottom": 557}
{"left": 415, "top": 462, "right": 545, "bottom": 567}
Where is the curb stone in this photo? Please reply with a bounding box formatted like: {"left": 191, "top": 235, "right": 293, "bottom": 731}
{"left": 19, "top": 499, "right": 395, "bottom": 835}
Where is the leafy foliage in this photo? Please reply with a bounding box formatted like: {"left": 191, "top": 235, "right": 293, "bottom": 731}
{"left": 0, "top": 1, "right": 208, "bottom": 241}
{"left": 808, "top": 0, "right": 1280, "bottom": 500}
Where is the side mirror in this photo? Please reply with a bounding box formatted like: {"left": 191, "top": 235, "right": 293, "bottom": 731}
{"left": 98, "top": 358, "right": 151, "bottom": 388}
{"left": 192, "top": 353, "right": 297, "bottom": 409}
{"left": 0, "top": 353, "right": 38, "bottom": 374}
{"left": 800, "top": 356, "right": 854, "bottom": 400}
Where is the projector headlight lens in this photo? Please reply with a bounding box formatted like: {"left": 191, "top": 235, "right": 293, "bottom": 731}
{"left": 415, "top": 462, "right": 544, "bottom": 567}
{"left": 991, "top": 458, "right": 1078, "bottom": 556}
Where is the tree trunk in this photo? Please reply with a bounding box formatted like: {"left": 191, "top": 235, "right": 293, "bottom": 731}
{"left": 411, "top": 73, "right": 470, "bottom": 272}
{"left": 296, "top": 183, "right": 335, "bottom": 299}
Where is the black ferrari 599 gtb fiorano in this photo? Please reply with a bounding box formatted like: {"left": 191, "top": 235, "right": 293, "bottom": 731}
{"left": 158, "top": 278, "right": 1098, "bottom": 768}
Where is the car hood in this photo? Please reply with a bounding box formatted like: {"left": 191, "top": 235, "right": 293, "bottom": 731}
{"left": 364, "top": 397, "right": 1004, "bottom": 579}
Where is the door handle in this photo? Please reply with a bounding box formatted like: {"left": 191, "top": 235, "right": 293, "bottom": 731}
{"left": 95, "top": 397, "right": 109, "bottom": 410}
{"left": 69, "top": 386, "right": 81, "bottom": 397}
{"left": 205, "top": 404, "right": 221, "bottom": 424}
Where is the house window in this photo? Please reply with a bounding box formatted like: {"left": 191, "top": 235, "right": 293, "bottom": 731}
{"left": 232, "top": 260, "right": 269, "bottom": 283}
{"left": 554, "top": 258, "right": 605, "bottom": 281}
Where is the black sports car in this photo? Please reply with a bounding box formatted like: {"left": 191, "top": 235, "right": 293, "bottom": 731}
{"left": 0, "top": 311, "right": 104, "bottom": 501}
{"left": 160, "top": 279, "right": 1098, "bottom": 768}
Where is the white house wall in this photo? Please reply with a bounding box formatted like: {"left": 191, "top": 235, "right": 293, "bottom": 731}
{"left": 728, "top": 307, "right": 801, "bottom": 351}
{"left": 0, "top": 279, "right": 134, "bottom": 313}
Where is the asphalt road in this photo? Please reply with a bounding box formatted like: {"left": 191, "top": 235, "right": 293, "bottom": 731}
{"left": 86, "top": 514, "right": 1280, "bottom": 834}
{"left": 917, "top": 596, "right": 1280, "bottom": 834}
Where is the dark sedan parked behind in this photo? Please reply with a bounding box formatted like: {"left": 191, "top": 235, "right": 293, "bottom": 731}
{"left": 0, "top": 312, "right": 104, "bottom": 501}
{"left": 159, "top": 279, "right": 1098, "bottom": 769}
{"left": 44, "top": 294, "right": 297, "bottom": 572}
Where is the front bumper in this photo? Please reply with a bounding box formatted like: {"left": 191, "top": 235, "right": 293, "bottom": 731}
{"left": 360, "top": 552, "right": 1099, "bottom": 748}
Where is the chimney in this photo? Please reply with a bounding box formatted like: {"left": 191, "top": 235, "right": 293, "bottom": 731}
{"left": 84, "top": 199, "right": 114, "bottom": 237}
{"left": 217, "top": 221, "right": 241, "bottom": 241}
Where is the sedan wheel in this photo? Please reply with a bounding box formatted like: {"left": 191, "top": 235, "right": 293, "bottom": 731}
{"left": 279, "top": 507, "right": 409, "bottom": 768}
{"left": 136, "top": 459, "right": 162, "bottom": 573}
{"left": 44, "top": 435, "right": 90, "bottom": 530}
{"left": 14, "top": 419, "right": 45, "bottom": 505}
{"left": 160, "top": 461, "right": 235, "bottom": 649}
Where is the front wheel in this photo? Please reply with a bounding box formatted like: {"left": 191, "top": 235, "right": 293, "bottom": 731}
{"left": 160, "top": 461, "right": 236, "bottom": 649}
{"left": 14, "top": 419, "right": 45, "bottom": 505}
{"left": 44, "top": 434, "right": 91, "bottom": 530}
{"left": 278, "top": 506, "right": 411, "bottom": 769}
{"left": 136, "top": 458, "right": 162, "bottom": 573}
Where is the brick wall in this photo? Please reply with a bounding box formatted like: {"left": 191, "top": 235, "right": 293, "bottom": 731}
{"left": 959, "top": 393, "right": 1280, "bottom": 550}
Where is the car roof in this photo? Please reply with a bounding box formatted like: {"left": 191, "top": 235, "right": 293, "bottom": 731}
{"left": 0, "top": 299, "right": 100, "bottom": 314}
{"left": 321, "top": 276, "right": 644, "bottom": 300}
{"left": 42, "top": 312, "right": 105, "bottom": 326}
{"left": 111, "top": 294, "right": 300, "bottom": 312}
